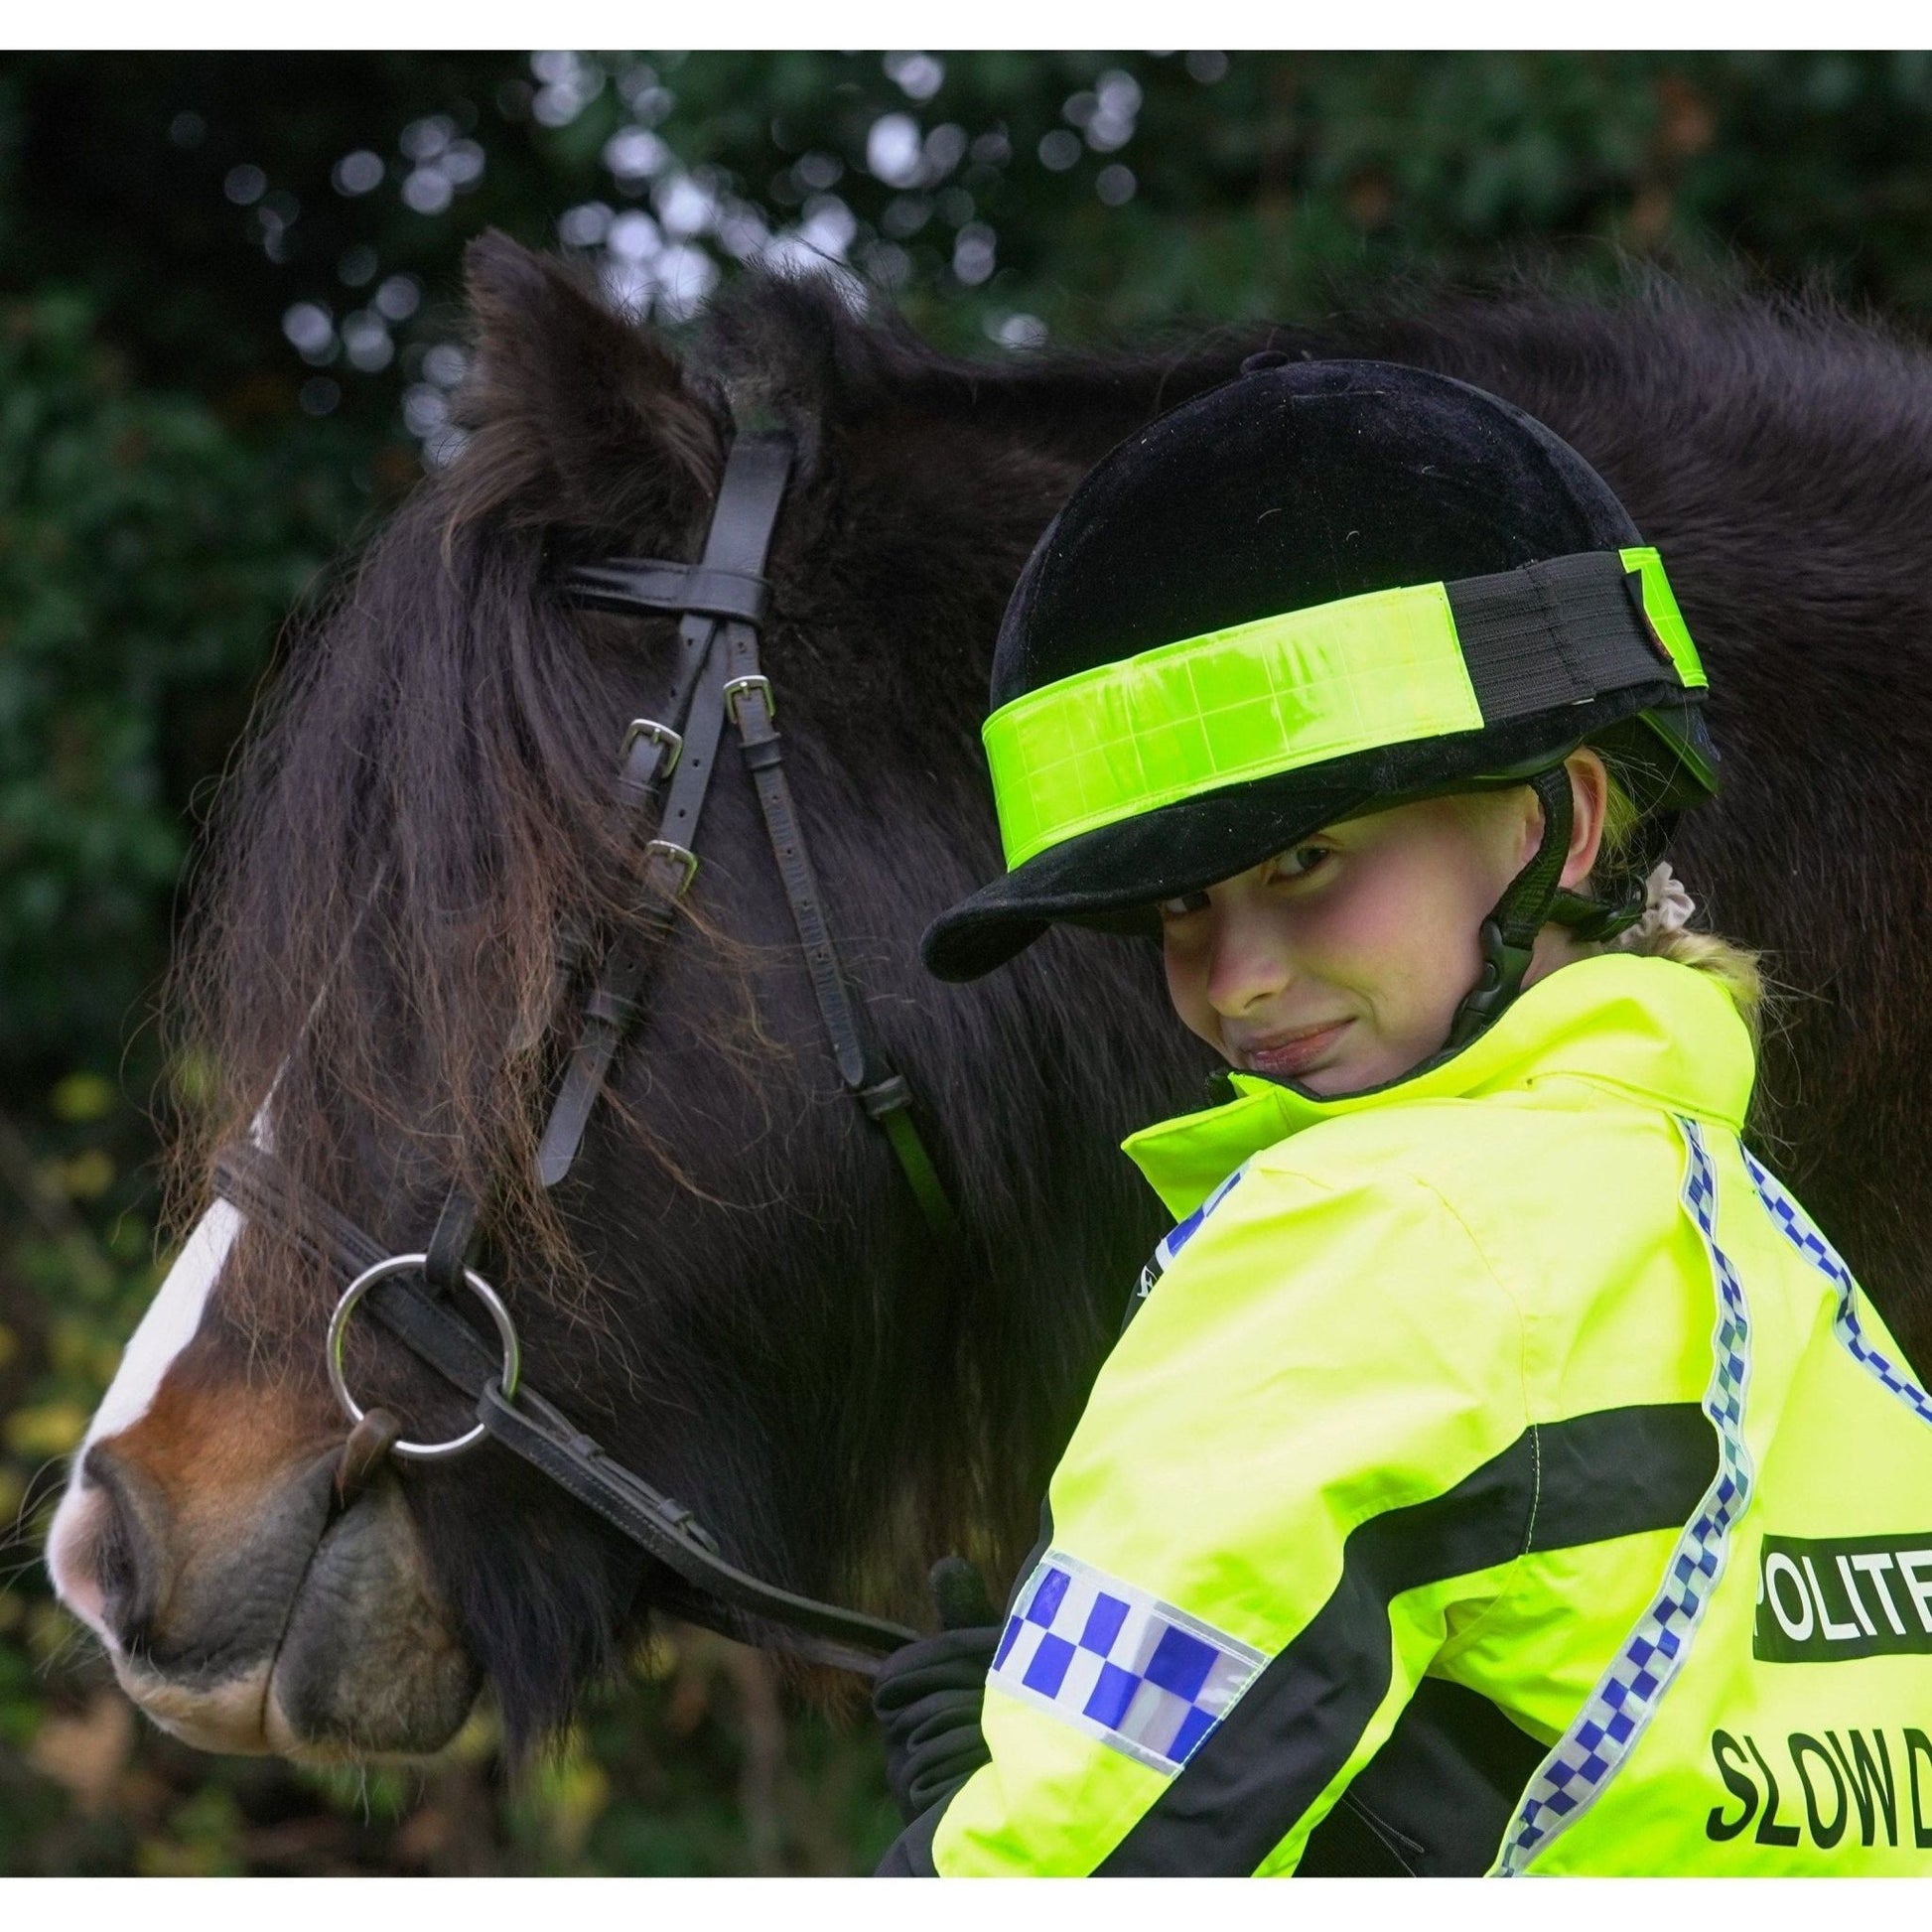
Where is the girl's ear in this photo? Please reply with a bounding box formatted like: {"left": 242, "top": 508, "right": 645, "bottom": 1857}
{"left": 1559, "top": 749, "right": 1610, "bottom": 890}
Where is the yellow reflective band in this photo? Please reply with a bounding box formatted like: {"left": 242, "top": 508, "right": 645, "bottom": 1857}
{"left": 982, "top": 582, "right": 1483, "bottom": 870}
{"left": 1621, "top": 546, "right": 1708, "bottom": 690}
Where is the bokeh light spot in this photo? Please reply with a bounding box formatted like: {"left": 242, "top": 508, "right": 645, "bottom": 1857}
{"left": 798, "top": 195, "right": 857, "bottom": 260}
{"left": 333, "top": 150, "right": 384, "bottom": 197}
{"left": 654, "top": 243, "right": 720, "bottom": 323}
{"left": 558, "top": 201, "right": 614, "bottom": 248}
{"left": 402, "top": 169, "right": 454, "bottom": 216}
{"left": 953, "top": 222, "right": 996, "bottom": 286}
{"left": 608, "top": 209, "right": 662, "bottom": 260}
{"left": 374, "top": 274, "right": 422, "bottom": 322}
{"left": 342, "top": 311, "right": 393, "bottom": 372}
{"left": 1037, "top": 130, "right": 1081, "bottom": 172}
{"left": 423, "top": 344, "right": 469, "bottom": 388}
{"left": 403, "top": 382, "right": 449, "bottom": 436}
{"left": 605, "top": 126, "right": 670, "bottom": 186}
{"left": 884, "top": 52, "right": 945, "bottom": 101}
{"left": 281, "top": 301, "right": 336, "bottom": 361}
{"left": 655, "top": 173, "right": 719, "bottom": 238}
{"left": 867, "top": 113, "right": 924, "bottom": 189}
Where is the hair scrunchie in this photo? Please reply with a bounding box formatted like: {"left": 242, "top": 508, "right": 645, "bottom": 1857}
{"left": 1612, "top": 860, "right": 1696, "bottom": 950}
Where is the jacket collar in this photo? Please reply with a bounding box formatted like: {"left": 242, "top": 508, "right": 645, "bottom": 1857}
{"left": 1124, "top": 952, "right": 1755, "bottom": 1218}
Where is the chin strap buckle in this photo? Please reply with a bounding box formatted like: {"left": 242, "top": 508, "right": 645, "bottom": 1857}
{"left": 1449, "top": 917, "right": 1536, "bottom": 1049}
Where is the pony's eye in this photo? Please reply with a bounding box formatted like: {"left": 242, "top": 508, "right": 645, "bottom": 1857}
{"left": 1157, "top": 889, "right": 1211, "bottom": 920}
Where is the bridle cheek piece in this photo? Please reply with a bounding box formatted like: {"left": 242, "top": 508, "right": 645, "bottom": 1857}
{"left": 217, "top": 429, "right": 956, "bottom": 1675}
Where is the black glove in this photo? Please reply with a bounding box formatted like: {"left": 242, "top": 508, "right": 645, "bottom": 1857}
{"left": 873, "top": 1557, "right": 1001, "bottom": 1825}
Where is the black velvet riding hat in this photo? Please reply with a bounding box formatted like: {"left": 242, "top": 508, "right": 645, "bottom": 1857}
{"left": 921, "top": 356, "right": 1716, "bottom": 982}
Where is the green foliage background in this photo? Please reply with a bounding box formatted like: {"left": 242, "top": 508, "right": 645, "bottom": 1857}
{"left": 4, "top": 50, "right": 1932, "bottom": 1874}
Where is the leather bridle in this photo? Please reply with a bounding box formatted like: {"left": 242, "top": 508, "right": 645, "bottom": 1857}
{"left": 214, "top": 426, "right": 958, "bottom": 1676}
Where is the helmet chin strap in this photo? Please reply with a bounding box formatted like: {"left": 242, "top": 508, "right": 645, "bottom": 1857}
{"left": 1445, "top": 765, "right": 1575, "bottom": 1052}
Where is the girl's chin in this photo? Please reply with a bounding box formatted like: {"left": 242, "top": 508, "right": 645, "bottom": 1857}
{"left": 1288, "top": 1042, "right": 1411, "bottom": 1097}
{"left": 1299, "top": 1033, "right": 1453, "bottom": 1096}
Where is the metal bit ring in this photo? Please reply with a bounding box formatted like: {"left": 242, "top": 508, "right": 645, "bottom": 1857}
{"left": 326, "top": 1253, "right": 520, "bottom": 1461}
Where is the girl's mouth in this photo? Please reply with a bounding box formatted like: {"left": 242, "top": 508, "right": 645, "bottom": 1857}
{"left": 1236, "top": 1021, "right": 1351, "bottom": 1078}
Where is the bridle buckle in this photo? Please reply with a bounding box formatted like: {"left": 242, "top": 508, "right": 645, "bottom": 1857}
{"left": 643, "top": 838, "right": 700, "bottom": 897}
{"left": 620, "top": 716, "right": 683, "bottom": 776}
{"left": 722, "top": 673, "right": 774, "bottom": 726}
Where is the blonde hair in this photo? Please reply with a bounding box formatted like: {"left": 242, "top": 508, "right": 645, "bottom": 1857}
{"left": 1593, "top": 772, "right": 1767, "bottom": 1048}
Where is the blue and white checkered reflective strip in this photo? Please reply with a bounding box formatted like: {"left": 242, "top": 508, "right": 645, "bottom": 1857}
{"left": 1155, "top": 1161, "right": 1250, "bottom": 1274}
{"left": 1495, "top": 1116, "right": 1755, "bottom": 1875}
{"left": 1741, "top": 1145, "right": 1932, "bottom": 1432}
{"left": 988, "top": 1549, "right": 1266, "bottom": 1776}
{"left": 1128, "top": 1162, "right": 1252, "bottom": 1328}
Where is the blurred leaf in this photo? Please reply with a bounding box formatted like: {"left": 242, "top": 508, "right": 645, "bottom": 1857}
{"left": 49, "top": 1075, "right": 114, "bottom": 1125}
{"left": 5, "top": 1403, "right": 87, "bottom": 1457}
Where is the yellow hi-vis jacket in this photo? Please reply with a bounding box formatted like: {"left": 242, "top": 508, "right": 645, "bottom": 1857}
{"left": 904, "top": 953, "right": 1932, "bottom": 1875}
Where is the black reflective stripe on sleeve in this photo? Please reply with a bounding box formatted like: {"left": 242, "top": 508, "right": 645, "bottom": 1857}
{"left": 1094, "top": 1401, "right": 1717, "bottom": 1876}
{"left": 1302, "top": 1677, "right": 1549, "bottom": 1876}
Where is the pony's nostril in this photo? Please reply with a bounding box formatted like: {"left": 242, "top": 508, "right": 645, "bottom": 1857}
{"left": 78, "top": 1445, "right": 163, "bottom": 1644}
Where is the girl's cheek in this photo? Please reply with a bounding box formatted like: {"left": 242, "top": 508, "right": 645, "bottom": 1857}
{"left": 1299, "top": 876, "right": 1407, "bottom": 975}
{"left": 1162, "top": 944, "right": 1220, "bottom": 1046}
{"left": 1308, "top": 866, "right": 1466, "bottom": 1018}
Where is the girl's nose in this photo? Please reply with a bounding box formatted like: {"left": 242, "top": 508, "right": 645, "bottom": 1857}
{"left": 1203, "top": 908, "right": 1294, "bottom": 1018}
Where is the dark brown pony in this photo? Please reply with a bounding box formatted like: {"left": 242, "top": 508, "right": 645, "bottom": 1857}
{"left": 47, "top": 234, "right": 1932, "bottom": 1772}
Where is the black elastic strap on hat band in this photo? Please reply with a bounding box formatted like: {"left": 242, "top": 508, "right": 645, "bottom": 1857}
{"left": 1446, "top": 766, "right": 1574, "bottom": 1051}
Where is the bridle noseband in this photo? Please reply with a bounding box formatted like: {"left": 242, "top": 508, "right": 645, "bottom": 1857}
{"left": 216, "top": 426, "right": 959, "bottom": 1675}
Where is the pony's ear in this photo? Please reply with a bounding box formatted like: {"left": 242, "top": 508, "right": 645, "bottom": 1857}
{"left": 446, "top": 228, "right": 721, "bottom": 540}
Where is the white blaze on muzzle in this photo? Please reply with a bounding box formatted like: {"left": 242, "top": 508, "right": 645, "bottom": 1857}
{"left": 47, "top": 1199, "right": 243, "bottom": 1636}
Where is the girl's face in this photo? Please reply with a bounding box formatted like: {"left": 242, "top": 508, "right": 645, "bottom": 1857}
{"left": 1160, "top": 754, "right": 1608, "bottom": 1096}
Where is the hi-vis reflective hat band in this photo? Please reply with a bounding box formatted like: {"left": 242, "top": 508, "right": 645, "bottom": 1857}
{"left": 983, "top": 547, "right": 1706, "bottom": 872}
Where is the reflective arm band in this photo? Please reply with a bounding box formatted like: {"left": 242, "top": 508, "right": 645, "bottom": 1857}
{"left": 983, "top": 546, "right": 1705, "bottom": 871}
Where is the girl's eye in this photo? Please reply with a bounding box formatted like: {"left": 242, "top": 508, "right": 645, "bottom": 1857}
{"left": 1271, "top": 844, "right": 1332, "bottom": 882}
{"left": 1157, "top": 888, "right": 1211, "bottom": 920}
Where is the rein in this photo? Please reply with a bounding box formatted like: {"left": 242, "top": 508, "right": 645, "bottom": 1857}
{"left": 214, "top": 427, "right": 960, "bottom": 1676}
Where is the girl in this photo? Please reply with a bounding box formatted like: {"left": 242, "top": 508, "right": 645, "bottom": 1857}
{"left": 879, "top": 356, "right": 1932, "bottom": 1875}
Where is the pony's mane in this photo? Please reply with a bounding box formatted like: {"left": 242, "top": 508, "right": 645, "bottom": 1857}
{"left": 164, "top": 262, "right": 1243, "bottom": 1342}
